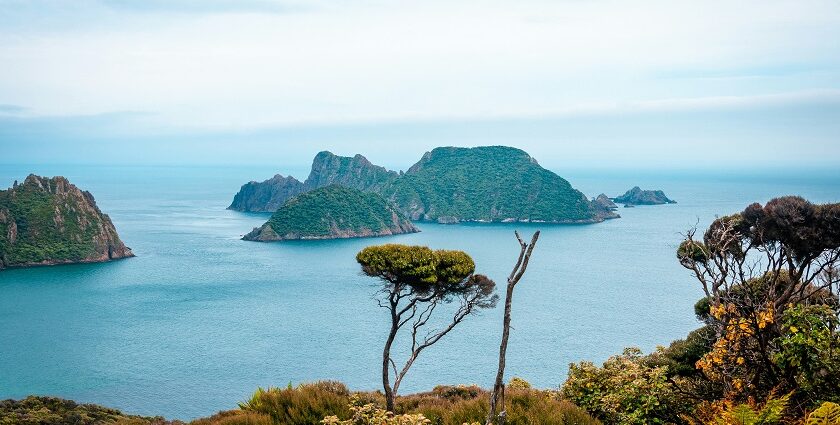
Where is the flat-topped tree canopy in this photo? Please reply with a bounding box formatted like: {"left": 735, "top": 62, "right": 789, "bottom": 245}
{"left": 356, "top": 244, "right": 477, "bottom": 291}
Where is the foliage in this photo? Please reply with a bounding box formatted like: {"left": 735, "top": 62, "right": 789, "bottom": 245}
{"left": 807, "top": 402, "right": 840, "bottom": 425}
{"left": 394, "top": 384, "right": 600, "bottom": 425}
{"left": 773, "top": 305, "right": 840, "bottom": 403}
{"left": 0, "top": 396, "right": 172, "bottom": 425}
{"left": 704, "top": 393, "right": 789, "bottom": 425}
{"left": 356, "top": 245, "right": 475, "bottom": 289}
{"left": 190, "top": 411, "right": 273, "bottom": 425}
{"left": 263, "top": 185, "right": 413, "bottom": 239}
{"left": 238, "top": 382, "right": 351, "bottom": 425}
{"left": 322, "top": 397, "right": 430, "bottom": 425}
{"left": 561, "top": 348, "right": 690, "bottom": 424}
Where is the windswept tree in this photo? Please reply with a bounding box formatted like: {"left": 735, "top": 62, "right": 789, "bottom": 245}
{"left": 357, "top": 244, "right": 498, "bottom": 412}
{"left": 677, "top": 196, "right": 840, "bottom": 406}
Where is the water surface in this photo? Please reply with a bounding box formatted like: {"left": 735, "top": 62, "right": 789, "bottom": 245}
{"left": 1, "top": 165, "right": 837, "bottom": 419}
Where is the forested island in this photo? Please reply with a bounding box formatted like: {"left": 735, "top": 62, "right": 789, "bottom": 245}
{"left": 243, "top": 186, "right": 418, "bottom": 241}
{"left": 0, "top": 175, "right": 133, "bottom": 270}
{"left": 613, "top": 186, "right": 676, "bottom": 206}
{"left": 230, "top": 146, "right": 618, "bottom": 224}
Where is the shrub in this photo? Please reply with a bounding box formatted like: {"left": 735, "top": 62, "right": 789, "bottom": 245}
{"left": 322, "top": 398, "right": 430, "bottom": 425}
{"left": 239, "top": 382, "right": 350, "bottom": 424}
{"left": 395, "top": 384, "right": 600, "bottom": 425}
{"left": 562, "top": 348, "right": 689, "bottom": 424}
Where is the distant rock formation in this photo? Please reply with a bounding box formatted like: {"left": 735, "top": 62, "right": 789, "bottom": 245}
{"left": 243, "top": 185, "right": 418, "bottom": 241}
{"left": 0, "top": 175, "right": 134, "bottom": 270}
{"left": 228, "top": 151, "right": 398, "bottom": 212}
{"left": 228, "top": 174, "right": 305, "bottom": 213}
{"left": 613, "top": 186, "right": 676, "bottom": 206}
{"left": 231, "top": 146, "right": 619, "bottom": 224}
{"left": 593, "top": 194, "right": 618, "bottom": 210}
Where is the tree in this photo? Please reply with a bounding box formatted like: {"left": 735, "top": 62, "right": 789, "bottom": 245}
{"left": 356, "top": 244, "right": 498, "bottom": 412}
{"left": 677, "top": 197, "right": 840, "bottom": 404}
{"left": 486, "top": 230, "right": 539, "bottom": 425}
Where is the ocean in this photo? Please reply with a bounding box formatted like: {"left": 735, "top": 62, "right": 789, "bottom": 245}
{"left": 1, "top": 164, "right": 838, "bottom": 420}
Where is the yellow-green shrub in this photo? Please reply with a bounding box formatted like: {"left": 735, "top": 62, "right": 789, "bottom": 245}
{"left": 239, "top": 382, "right": 350, "bottom": 424}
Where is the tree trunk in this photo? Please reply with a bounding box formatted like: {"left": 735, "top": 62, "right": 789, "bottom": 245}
{"left": 486, "top": 231, "right": 539, "bottom": 425}
{"left": 383, "top": 309, "right": 399, "bottom": 412}
{"left": 487, "top": 281, "right": 515, "bottom": 425}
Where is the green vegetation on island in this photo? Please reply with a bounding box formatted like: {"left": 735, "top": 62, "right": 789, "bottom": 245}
{"left": 613, "top": 186, "right": 676, "bottom": 205}
{"left": 0, "top": 175, "right": 133, "bottom": 270}
{"left": 243, "top": 185, "right": 418, "bottom": 241}
{"left": 387, "top": 146, "right": 610, "bottom": 223}
{"left": 229, "top": 146, "right": 617, "bottom": 224}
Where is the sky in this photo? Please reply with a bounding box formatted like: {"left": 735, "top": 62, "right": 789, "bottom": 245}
{"left": 1, "top": 0, "right": 839, "bottom": 170}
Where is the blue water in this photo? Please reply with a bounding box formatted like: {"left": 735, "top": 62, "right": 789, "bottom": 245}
{"left": 1, "top": 165, "right": 838, "bottom": 420}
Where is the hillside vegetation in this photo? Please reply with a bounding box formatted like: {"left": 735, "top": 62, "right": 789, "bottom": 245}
{"left": 243, "top": 185, "right": 418, "bottom": 241}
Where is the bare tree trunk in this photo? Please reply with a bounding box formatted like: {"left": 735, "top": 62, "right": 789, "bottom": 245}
{"left": 486, "top": 231, "right": 540, "bottom": 425}
{"left": 383, "top": 301, "right": 400, "bottom": 412}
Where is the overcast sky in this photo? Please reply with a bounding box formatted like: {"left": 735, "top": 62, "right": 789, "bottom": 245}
{"left": 1, "top": 0, "right": 839, "bottom": 169}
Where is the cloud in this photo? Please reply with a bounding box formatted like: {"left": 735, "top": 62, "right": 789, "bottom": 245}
{"left": 99, "top": 0, "right": 303, "bottom": 14}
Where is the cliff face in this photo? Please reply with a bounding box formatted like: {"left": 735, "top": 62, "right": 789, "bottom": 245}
{"left": 230, "top": 146, "right": 619, "bottom": 224}
{"left": 0, "top": 175, "right": 133, "bottom": 270}
{"left": 613, "top": 186, "right": 676, "bottom": 205}
{"left": 228, "top": 151, "right": 398, "bottom": 212}
{"left": 303, "top": 152, "right": 399, "bottom": 192}
{"left": 243, "top": 185, "right": 418, "bottom": 241}
{"left": 228, "top": 174, "right": 305, "bottom": 212}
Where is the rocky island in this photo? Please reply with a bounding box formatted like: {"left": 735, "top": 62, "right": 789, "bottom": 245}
{"left": 229, "top": 152, "right": 398, "bottom": 212}
{"left": 231, "top": 146, "right": 618, "bottom": 224}
{"left": 592, "top": 193, "right": 618, "bottom": 210}
{"left": 243, "top": 185, "right": 418, "bottom": 241}
{"left": 613, "top": 186, "right": 676, "bottom": 206}
{"left": 0, "top": 175, "right": 134, "bottom": 270}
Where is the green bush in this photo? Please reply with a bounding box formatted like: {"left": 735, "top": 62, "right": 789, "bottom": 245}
{"left": 238, "top": 382, "right": 351, "bottom": 425}
{"left": 394, "top": 384, "right": 600, "bottom": 425}
{"left": 562, "top": 348, "right": 690, "bottom": 425}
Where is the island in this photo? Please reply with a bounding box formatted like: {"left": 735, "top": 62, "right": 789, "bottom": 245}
{"left": 0, "top": 175, "right": 134, "bottom": 270}
{"left": 230, "top": 146, "right": 619, "bottom": 224}
{"left": 592, "top": 193, "right": 618, "bottom": 210}
{"left": 242, "top": 185, "right": 419, "bottom": 241}
{"left": 613, "top": 186, "right": 676, "bottom": 206}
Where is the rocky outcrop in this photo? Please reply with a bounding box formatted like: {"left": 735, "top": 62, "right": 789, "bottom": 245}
{"left": 303, "top": 151, "right": 399, "bottom": 193}
{"left": 0, "top": 175, "right": 134, "bottom": 270}
{"left": 228, "top": 174, "right": 305, "bottom": 212}
{"left": 593, "top": 194, "right": 618, "bottom": 210}
{"left": 613, "top": 186, "right": 676, "bottom": 205}
{"left": 228, "top": 151, "right": 399, "bottom": 212}
{"left": 243, "top": 185, "right": 418, "bottom": 241}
